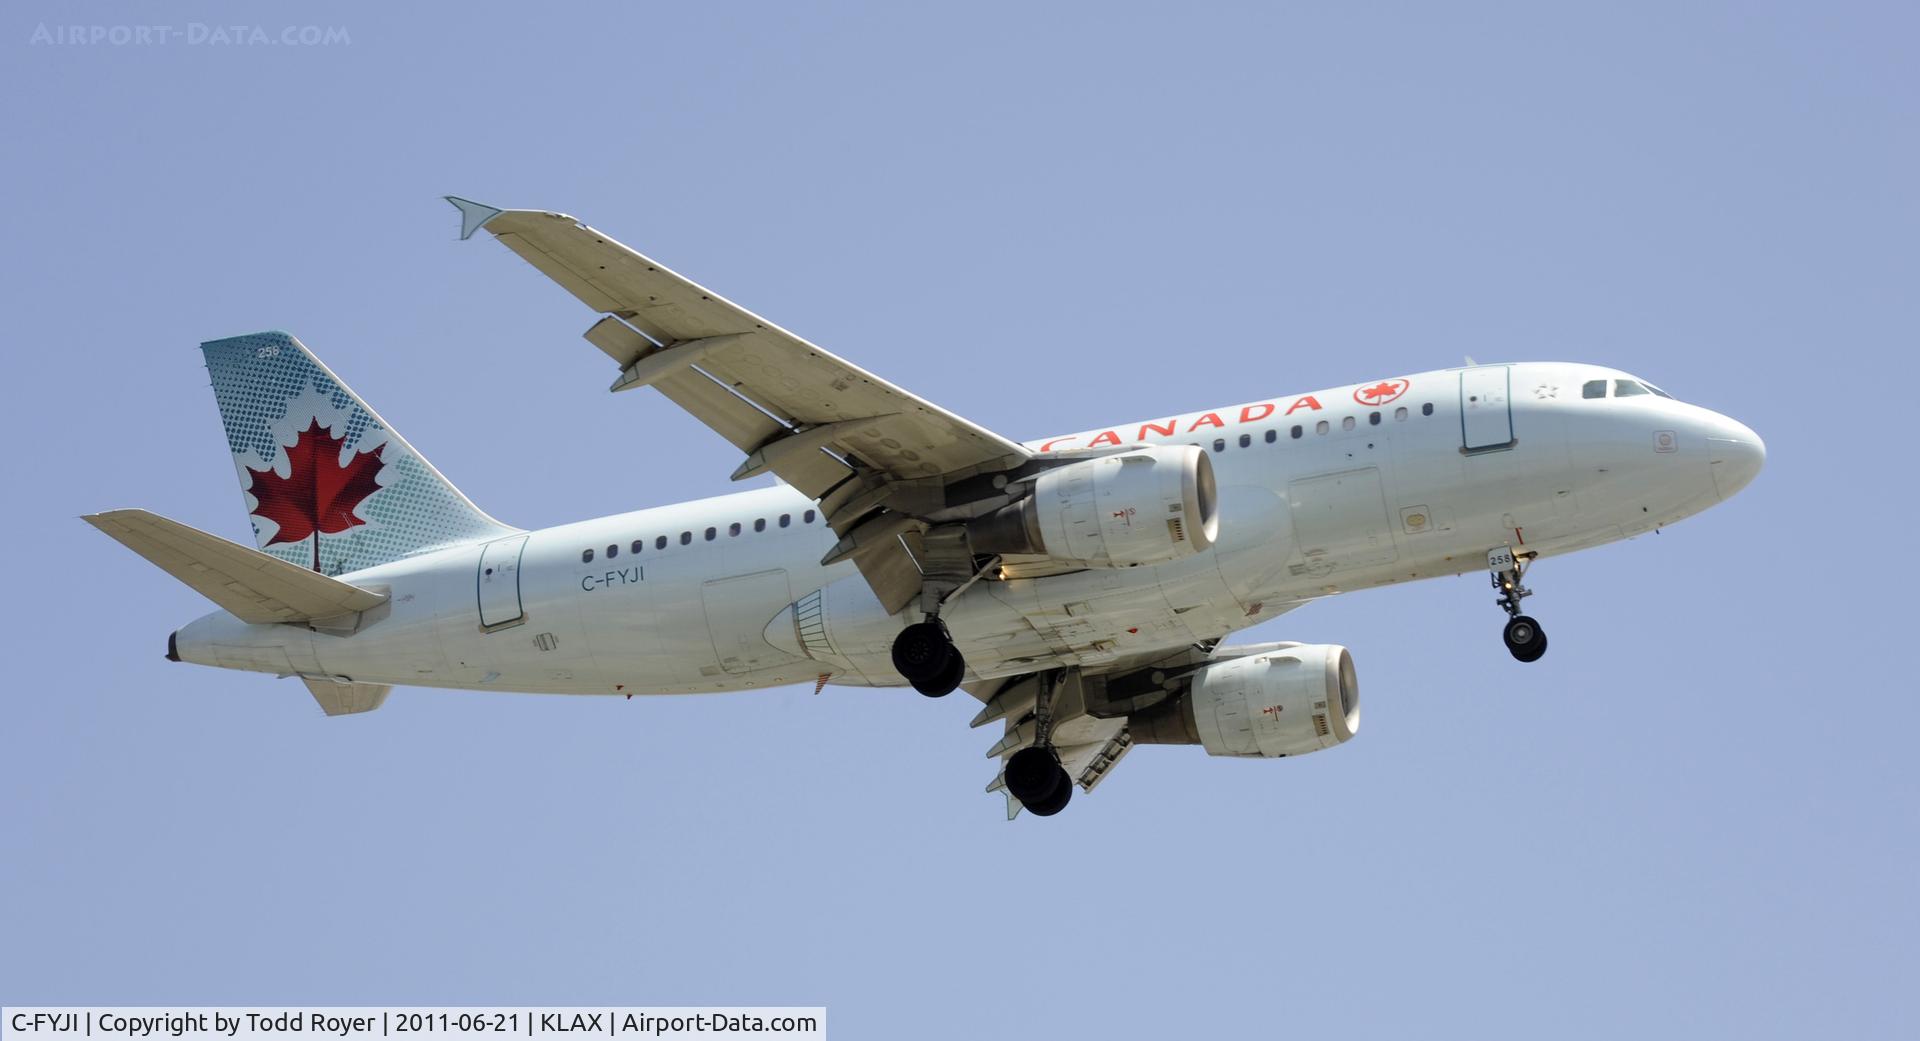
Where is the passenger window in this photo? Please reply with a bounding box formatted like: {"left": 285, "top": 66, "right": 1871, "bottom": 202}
{"left": 1421, "top": 403, "right": 1433, "bottom": 416}
{"left": 630, "top": 540, "right": 643, "bottom": 555}
{"left": 1264, "top": 429, "right": 1277, "bottom": 443}
{"left": 704, "top": 527, "right": 717, "bottom": 541}
{"left": 754, "top": 518, "right": 766, "bottom": 532}
{"left": 1615, "top": 380, "right": 1649, "bottom": 397}
{"left": 581, "top": 548, "right": 594, "bottom": 563}
{"left": 679, "top": 531, "right": 691, "bottom": 546}
{"left": 728, "top": 522, "right": 741, "bottom": 537}
{"left": 1316, "top": 420, "right": 1330, "bottom": 435}
{"left": 803, "top": 510, "right": 816, "bottom": 524}
{"left": 779, "top": 514, "right": 791, "bottom": 528}
{"left": 1394, "top": 406, "right": 1408, "bottom": 421}
{"left": 1238, "top": 434, "right": 1251, "bottom": 448}
{"left": 655, "top": 536, "right": 667, "bottom": 550}
{"left": 1368, "top": 411, "right": 1381, "bottom": 426}
{"left": 1212, "top": 438, "right": 1225, "bottom": 452}
{"left": 1291, "top": 425, "right": 1303, "bottom": 439}
{"left": 1341, "top": 416, "right": 1356, "bottom": 431}
{"left": 606, "top": 544, "right": 618, "bottom": 559}
{"left": 1583, "top": 379, "right": 1608, "bottom": 399}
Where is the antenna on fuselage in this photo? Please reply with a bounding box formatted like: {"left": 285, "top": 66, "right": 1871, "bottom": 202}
{"left": 1464, "top": 354, "right": 1479, "bottom": 367}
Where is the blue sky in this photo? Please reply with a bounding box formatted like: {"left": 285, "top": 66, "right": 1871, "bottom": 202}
{"left": 3, "top": 2, "right": 1915, "bottom": 1037}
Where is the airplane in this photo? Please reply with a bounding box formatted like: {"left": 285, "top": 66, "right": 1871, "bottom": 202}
{"left": 84, "top": 197, "right": 1766, "bottom": 818}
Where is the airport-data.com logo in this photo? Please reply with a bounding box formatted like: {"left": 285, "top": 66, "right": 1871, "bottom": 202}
{"left": 29, "top": 23, "right": 351, "bottom": 47}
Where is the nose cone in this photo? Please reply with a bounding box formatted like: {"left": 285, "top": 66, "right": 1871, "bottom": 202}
{"left": 1708, "top": 416, "right": 1766, "bottom": 501}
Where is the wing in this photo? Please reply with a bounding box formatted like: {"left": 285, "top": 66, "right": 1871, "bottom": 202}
{"left": 449, "top": 198, "right": 1032, "bottom": 613}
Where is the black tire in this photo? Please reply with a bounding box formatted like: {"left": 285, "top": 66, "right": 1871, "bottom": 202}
{"left": 891, "top": 621, "right": 953, "bottom": 683}
{"left": 1005, "top": 746, "right": 1064, "bottom": 806}
{"left": 1025, "top": 772, "right": 1073, "bottom": 816}
{"left": 1504, "top": 615, "right": 1548, "bottom": 663}
{"left": 911, "top": 649, "right": 965, "bottom": 698}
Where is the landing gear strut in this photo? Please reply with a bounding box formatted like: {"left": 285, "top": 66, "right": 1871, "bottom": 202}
{"left": 891, "top": 619, "right": 965, "bottom": 697}
{"left": 1488, "top": 546, "right": 1547, "bottom": 662}
{"left": 1003, "top": 673, "right": 1072, "bottom": 816}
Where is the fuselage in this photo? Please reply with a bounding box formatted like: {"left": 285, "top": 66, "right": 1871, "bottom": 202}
{"left": 171, "top": 362, "right": 1764, "bottom": 696}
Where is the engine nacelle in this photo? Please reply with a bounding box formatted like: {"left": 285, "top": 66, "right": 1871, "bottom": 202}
{"left": 970, "top": 445, "right": 1219, "bottom": 567}
{"left": 1130, "top": 645, "right": 1359, "bottom": 758}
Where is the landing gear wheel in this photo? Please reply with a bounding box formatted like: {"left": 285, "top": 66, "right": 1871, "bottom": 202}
{"left": 1005, "top": 745, "right": 1067, "bottom": 807}
{"left": 999, "top": 671, "right": 1077, "bottom": 818}
{"left": 1504, "top": 615, "right": 1548, "bottom": 663}
{"left": 1025, "top": 777, "right": 1073, "bottom": 816}
{"left": 911, "top": 649, "right": 966, "bottom": 698}
{"left": 892, "top": 621, "right": 956, "bottom": 685}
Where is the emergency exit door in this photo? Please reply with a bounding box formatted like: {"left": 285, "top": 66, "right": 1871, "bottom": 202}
{"left": 1459, "top": 366, "right": 1515, "bottom": 453}
{"left": 477, "top": 534, "right": 529, "bottom": 630}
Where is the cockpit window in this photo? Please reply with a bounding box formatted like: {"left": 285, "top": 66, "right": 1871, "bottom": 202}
{"left": 1644, "top": 383, "right": 1674, "bottom": 399}
{"left": 1615, "top": 379, "right": 1649, "bottom": 397}
{"left": 1583, "top": 379, "right": 1608, "bottom": 399}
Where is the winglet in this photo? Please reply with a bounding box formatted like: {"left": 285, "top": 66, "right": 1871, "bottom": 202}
{"left": 445, "top": 196, "right": 504, "bottom": 240}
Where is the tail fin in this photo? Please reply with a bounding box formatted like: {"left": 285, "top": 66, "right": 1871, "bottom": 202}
{"left": 201, "top": 331, "right": 515, "bottom": 576}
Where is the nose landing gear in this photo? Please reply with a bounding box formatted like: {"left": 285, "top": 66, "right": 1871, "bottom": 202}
{"left": 891, "top": 619, "right": 966, "bottom": 697}
{"left": 1488, "top": 546, "right": 1548, "bottom": 662}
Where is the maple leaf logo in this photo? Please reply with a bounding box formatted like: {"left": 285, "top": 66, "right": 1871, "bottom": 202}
{"left": 1353, "top": 378, "right": 1410, "bottom": 406}
{"left": 245, "top": 418, "right": 386, "bottom": 572}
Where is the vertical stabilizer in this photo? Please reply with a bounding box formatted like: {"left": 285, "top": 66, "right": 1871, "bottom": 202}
{"left": 201, "top": 331, "right": 515, "bottom": 575}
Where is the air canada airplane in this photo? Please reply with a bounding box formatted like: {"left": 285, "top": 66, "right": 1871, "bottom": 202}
{"left": 86, "top": 198, "right": 1765, "bottom": 818}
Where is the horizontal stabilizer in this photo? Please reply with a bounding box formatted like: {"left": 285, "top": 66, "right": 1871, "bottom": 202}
{"left": 83, "top": 508, "right": 388, "bottom": 624}
{"left": 301, "top": 677, "right": 392, "bottom": 716}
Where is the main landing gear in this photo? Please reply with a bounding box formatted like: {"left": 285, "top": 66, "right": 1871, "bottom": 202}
{"left": 1488, "top": 546, "right": 1548, "bottom": 663}
{"left": 891, "top": 619, "right": 965, "bottom": 698}
{"left": 1003, "top": 673, "right": 1072, "bottom": 816}
{"left": 1005, "top": 747, "right": 1072, "bottom": 816}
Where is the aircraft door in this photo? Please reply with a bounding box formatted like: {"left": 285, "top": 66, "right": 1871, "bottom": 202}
{"left": 477, "top": 534, "right": 530, "bottom": 630}
{"left": 1460, "top": 366, "right": 1515, "bottom": 453}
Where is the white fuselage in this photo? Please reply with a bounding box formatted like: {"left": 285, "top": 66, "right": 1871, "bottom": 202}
{"left": 171, "top": 362, "right": 1764, "bottom": 696}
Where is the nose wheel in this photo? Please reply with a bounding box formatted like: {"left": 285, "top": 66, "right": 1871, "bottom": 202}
{"left": 891, "top": 619, "right": 966, "bottom": 697}
{"left": 1503, "top": 614, "right": 1547, "bottom": 662}
{"left": 1488, "top": 547, "right": 1548, "bottom": 662}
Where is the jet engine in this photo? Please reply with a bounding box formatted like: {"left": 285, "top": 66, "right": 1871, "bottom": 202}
{"left": 969, "top": 444, "right": 1219, "bottom": 567}
{"left": 1129, "top": 644, "right": 1359, "bottom": 758}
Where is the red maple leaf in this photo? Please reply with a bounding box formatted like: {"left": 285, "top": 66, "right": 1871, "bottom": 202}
{"left": 1359, "top": 381, "right": 1400, "bottom": 403}
{"left": 246, "top": 418, "right": 385, "bottom": 570}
